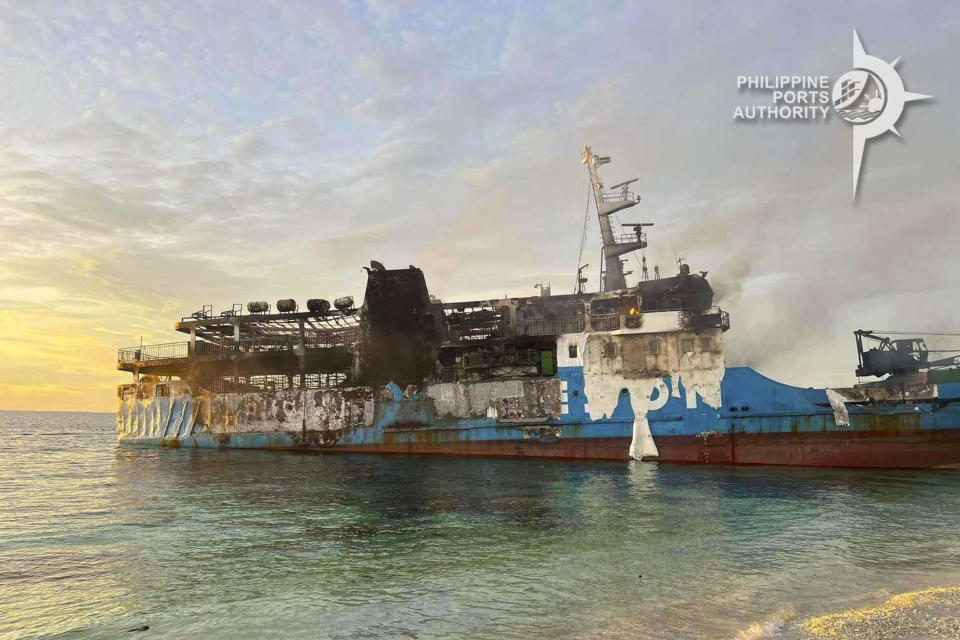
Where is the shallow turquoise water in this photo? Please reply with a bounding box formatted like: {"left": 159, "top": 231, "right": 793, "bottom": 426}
{"left": 3, "top": 410, "right": 960, "bottom": 639}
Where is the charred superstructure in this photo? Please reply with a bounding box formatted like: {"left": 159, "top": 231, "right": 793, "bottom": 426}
{"left": 119, "top": 300, "right": 359, "bottom": 393}
{"left": 117, "top": 147, "right": 960, "bottom": 469}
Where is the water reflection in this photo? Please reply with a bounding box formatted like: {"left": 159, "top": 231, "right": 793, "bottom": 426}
{"left": 4, "top": 412, "right": 960, "bottom": 639}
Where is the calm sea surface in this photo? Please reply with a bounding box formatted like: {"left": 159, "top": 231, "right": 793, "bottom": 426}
{"left": 3, "top": 410, "right": 960, "bottom": 639}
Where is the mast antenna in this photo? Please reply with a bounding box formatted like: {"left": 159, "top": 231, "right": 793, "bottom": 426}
{"left": 581, "top": 144, "right": 646, "bottom": 291}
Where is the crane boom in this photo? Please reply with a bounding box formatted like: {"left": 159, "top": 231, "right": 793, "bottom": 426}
{"left": 855, "top": 329, "right": 960, "bottom": 378}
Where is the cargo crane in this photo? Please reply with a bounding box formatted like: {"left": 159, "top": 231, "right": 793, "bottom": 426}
{"left": 855, "top": 329, "right": 960, "bottom": 379}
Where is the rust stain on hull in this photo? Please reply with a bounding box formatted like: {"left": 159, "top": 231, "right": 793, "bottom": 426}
{"left": 156, "top": 428, "right": 960, "bottom": 469}
{"left": 650, "top": 429, "right": 960, "bottom": 469}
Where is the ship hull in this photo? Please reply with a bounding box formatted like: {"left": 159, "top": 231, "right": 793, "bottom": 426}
{"left": 648, "top": 429, "right": 960, "bottom": 469}
{"left": 131, "top": 434, "right": 633, "bottom": 461}
{"left": 118, "top": 365, "right": 960, "bottom": 469}
{"left": 330, "top": 436, "right": 632, "bottom": 460}
{"left": 125, "top": 431, "right": 960, "bottom": 469}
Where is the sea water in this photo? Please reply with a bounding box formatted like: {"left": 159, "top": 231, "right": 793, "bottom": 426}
{"left": 3, "top": 410, "right": 960, "bottom": 639}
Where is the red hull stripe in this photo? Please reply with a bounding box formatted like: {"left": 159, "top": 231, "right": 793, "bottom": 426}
{"left": 286, "top": 437, "right": 633, "bottom": 461}
{"left": 257, "top": 430, "right": 960, "bottom": 469}
{"left": 649, "top": 430, "right": 960, "bottom": 469}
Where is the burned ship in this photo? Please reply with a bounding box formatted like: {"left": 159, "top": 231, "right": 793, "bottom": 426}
{"left": 116, "top": 146, "right": 960, "bottom": 468}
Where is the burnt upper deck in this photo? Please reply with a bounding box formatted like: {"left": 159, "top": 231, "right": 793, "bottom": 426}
{"left": 118, "top": 306, "right": 361, "bottom": 380}
{"left": 118, "top": 264, "right": 728, "bottom": 390}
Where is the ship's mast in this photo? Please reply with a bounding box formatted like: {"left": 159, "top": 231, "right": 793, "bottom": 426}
{"left": 581, "top": 145, "right": 646, "bottom": 291}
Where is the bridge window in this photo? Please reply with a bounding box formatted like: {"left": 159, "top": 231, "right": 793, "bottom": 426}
{"left": 568, "top": 344, "right": 578, "bottom": 358}
{"left": 681, "top": 339, "right": 694, "bottom": 353}
{"left": 647, "top": 339, "right": 659, "bottom": 355}
{"left": 155, "top": 384, "right": 169, "bottom": 398}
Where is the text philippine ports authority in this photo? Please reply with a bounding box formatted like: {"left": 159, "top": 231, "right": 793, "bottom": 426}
{"left": 734, "top": 75, "right": 832, "bottom": 120}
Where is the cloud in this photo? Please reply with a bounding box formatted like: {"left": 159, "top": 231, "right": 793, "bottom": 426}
{"left": 0, "top": 0, "right": 958, "bottom": 410}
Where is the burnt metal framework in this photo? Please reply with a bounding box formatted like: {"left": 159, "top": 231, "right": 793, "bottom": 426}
{"left": 177, "top": 309, "right": 359, "bottom": 345}
{"left": 118, "top": 267, "right": 732, "bottom": 396}
{"left": 438, "top": 292, "right": 596, "bottom": 345}
{"left": 117, "top": 148, "right": 735, "bottom": 394}
{"left": 855, "top": 330, "right": 928, "bottom": 378}
{"left": 118, "top": 271, "right": 732, "bottom": 397}
{"left": 118, "top": 307, "right": 360, "bottom": 391}
{"left": 855, "top": 330, "right": 960, "bottom": 378}
{"left": 206, "top": 373, "right": 348, "bottom": 393}
{"left": 440, "top": 304, "right": 587, "bottom": 344}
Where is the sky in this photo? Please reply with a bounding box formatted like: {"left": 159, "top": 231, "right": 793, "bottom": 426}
{"left": 0, "top": 0, "right": 957, "bottom": 411}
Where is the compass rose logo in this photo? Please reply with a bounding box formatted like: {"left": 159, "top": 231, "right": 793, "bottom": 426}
{"left": 833, "top": 69, "right": 886, "bottom": 124}
{"left": 834, "top": 29, "right": 932, "bottom": 199}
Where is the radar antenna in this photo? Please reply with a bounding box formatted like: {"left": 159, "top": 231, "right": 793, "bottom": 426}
{"left": 581, "top": 145, "right": 646, "bottom": 291}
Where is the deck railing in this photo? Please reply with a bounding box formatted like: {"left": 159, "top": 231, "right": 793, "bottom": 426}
{"left": 204, "top": 373, "right": 346, "bottom": 393}
{"left": 118, "top": 341, "right": 188, "bottom": 363}
{"left": 448, "top": 322, "right": 505, "bottom": 342}
{"left": 600, "top": 188, "right": 635, "bottom": 204}
{"left": 118, "top": 341, "right": 236, "bottom": 363}
{"left": 514, "top": 316, "right": 585, "bottom": 336}
{"left": 447, "top": 315, "right": 588, "bottom": 342}
{"left": 119, "top": 330, "right": 360, "bottom": 364}
{"left": 195, "top": 341, "right": 233, "bottom": 356}
{"left": 590, "top": 313, "right": 621, "bottom": 332}
{"left": 462, "top": 349, "right": 540, "bottom": 369}
{"left": 615, "top": 232, "right": 647, "bottom": 245}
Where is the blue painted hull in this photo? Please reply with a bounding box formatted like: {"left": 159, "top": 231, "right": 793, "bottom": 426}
{"left": 119, "top": 367, "right": 960, "bottom": 468}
